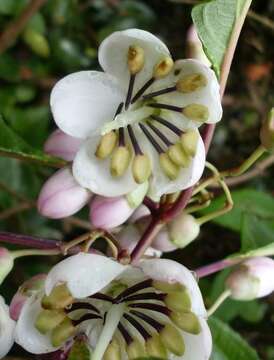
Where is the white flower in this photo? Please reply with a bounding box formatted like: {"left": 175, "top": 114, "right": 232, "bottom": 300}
{"left": 0, "top": 295, "right": 15, "bottom": 358}
{"left": 50, "top": 28, "right": 222, "bottom": 200}
{"left": 15, "top": 253, "right": 212, "bottom": 359}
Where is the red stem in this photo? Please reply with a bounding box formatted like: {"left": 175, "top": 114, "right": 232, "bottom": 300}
{"left": 0, "top": 231, "right": 61, "bottom": 249}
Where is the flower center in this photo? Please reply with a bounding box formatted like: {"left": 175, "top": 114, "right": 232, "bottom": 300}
{"left": 35, "top": 278, "right": 201, "bottom": 359}
{"left": 95, "top": 45, "right": 208, "bottom": 183}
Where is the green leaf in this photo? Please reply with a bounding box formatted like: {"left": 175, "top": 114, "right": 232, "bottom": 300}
{"left": 0, "top": 115, "right": 67, "bottom": 168}
{"left": 192, "top": 0, "right": 247, "bottom": 76}
{"left": 68, "top": 340, "right": 90, "bottom": 360}
{"left": 209, "top": 317, "right": 260, "bottom": 360}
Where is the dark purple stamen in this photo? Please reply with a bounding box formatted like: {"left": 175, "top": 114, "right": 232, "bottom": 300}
{"left": 148, "top": 103, "right": 182, "bottom": 113}
{"left": 118, "top": 322, "right": 133, "bottom": 345}
{"left": 123, "top": 292, "right": 166, "bottom": 303}
{"left": 143, "top": 86, "right": 176, "bottom": 100}
{"left": 115, "top": 102, "right": 124, "bottom": 116}
{"left": 118, "top": 127, "right": 125, "bottom": 147}
{"left": 131, "top": 77, "right": 155, "bottom": 104}
{"left": 130, "top": 310, "right": 164, "bottom": 332}
{"left": 115, "top": 279, "right": 153, "bottom": 302}
{"left": 127, "top": 125, "right": 143, "bottom": 155}
{"left": 125, "top": 74, "right": 136, "bottom": 110}
{"left": 72, "top": 313, "right": 102, "bottom": 326}
{"left": 150, "top": 115, "right": 183, "bottom": 136}
{"left": 67, "top": 302, "right": 100, "bottom": 314}
{"left": 128, "top": 302, "right": 171, "bottom": 316}
{"left": 139, "top": 123, "right": 164, "bottom": 154}
{"left": 89, "top": 293, "right": 113, "bottom": 303}
{"left": 123, "top": 313, "right": 151, "bottom": 341}
{"left": 147, "top": 122, "right": 172, "bottom": 147}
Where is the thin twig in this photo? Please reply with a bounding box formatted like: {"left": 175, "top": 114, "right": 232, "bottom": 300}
{"left": 248, "top": 10, "right": 274, "bottom": 31}
{"left": 0, "top": 0, "right": 48, "bottom": 54}
{"left": 0, "top": 202, "right": 34, "bottom": 220}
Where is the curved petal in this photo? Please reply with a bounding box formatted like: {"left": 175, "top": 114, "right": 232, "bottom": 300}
{"left": 50, "top": 71, "right": 125, "bottom": 139}
{"left": 72, "top": 137, "right": 138, "bottom": 197}
{"left": 15, "top": 294, "right": 56, "bottom": 354}
{"left": 151, "top": 59, "right": 222, "bottom": 130}
{"left": 0, "top": 296, "right": 15, "bottom": 358}
{"left": 45, "top": 253, "right": 127, "bottom": 298}
{"left": 44, "top": 129, "right": 83, "bottom": 161}
{"left": 138, "top": 258, "right": 207, "bottom": 317}
{"left": 98, "top": 29, "right": 170, "bottom": 93}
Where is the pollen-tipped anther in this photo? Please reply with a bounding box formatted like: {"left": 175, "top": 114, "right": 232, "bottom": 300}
{"left": 146, "top": 334, "right": 168, "bottom": 358}
{"left": 180, "top": 130, "right": 199, "bottom": 156}
{"left": 153, "top": 57, "right": 174, "bottom": 79}
{"left": 96, "top": 131, "right": 117, "bottom": 159}
{"left": 176, "top": 73, "right": 207, "bottom": 93}
{"left": 41, "top": 284, "right": 73, "bottom": 310}
{"left": 110, "top": 146, "right": 131, "bottom": 177}
{"left": 171, "top": 311, "right": 201, "bottom": 334}
{"left": 35, "top": 309, "right": 66, "bottom": 334}
{"left": 128, "top": 45, "right": 145, "bottom": 75}
{"left": 160, "top": 323, "right": 185, "bottom": 356}
{"left": 164, "top": 290, "right": 191, "bottom": 312}
{"left": 168, "top": 143, "right": 190, "bottom": 167}
{"left": 160, "top": 153, "right": 180, "bottom": 180}
{"left": 183, "top": 104, "right": 209, "bottom": 122}
{"left": 50, "top": 317, "right": 76, "bottom": 348}
{"left": 132, "top": 154, "right": 151, "bottom": 184}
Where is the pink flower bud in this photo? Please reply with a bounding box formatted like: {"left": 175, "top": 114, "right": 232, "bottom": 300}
{"left": 38, "top": 167, "right": 92, "bottom": 219}
{"left": 226, "top": 257, "right": 274, "bottom": 300}
{"left": 0, "top": 248, "right": 14, "bottom": 285}
{"left": 90, "top": 196, "right": 135, "bottom": 229}
{"left": 10, "top": 274, "right": 46, "bottom": 320}
{"left": 44, "top": 129, "right": 83, "bottom": 161}
{"left": 152, "top": 228, "right": 177, "bottom": 253}
{"left": 186, "top": 25, "right": 211, "bottom": 66}
{"left": 129, "top": 205, "right": 150, "bottom": 223}
{"left": 168, "top": 213, "right": 200, "bottom": 248}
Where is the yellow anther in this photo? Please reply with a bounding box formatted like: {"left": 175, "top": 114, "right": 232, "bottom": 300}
{"left": 110, "top": 146, "right": 131, "bottom": 177}
{"left": 95, "top": 131, "right": 117, "bottom": 159}
{"left": 128, "top": 45, "right": 145, "bottom": 74}
{"left": 153, "top": 57, "right": 174, "bottom": 79}
{"left": 168, "top": 143, "right": 191, "bottom": 167}
{"left": 160, "top": 323, "right": 185, "bottom": 356}
{"left": 153, "top": 280, "right": 185, "bottom": 293}
{"left": 171, "top": 311, "right": 201, "bottom": 334}
{"left": 103, "top": 339, "right": 121, "bottom": 360}
{"left": 51, "top": 318, "right": 76, "bottom": 348}
{"left": 146, "top": 334, "right": 168, "bottom": 359}
{"left": 132, "top": 153, "right": 151, "bottom": 184}
{"left": 42, "top": 284, "right": 73, "bottom": 310}
{"left": 176, "top": 73, "right": 207, "bottom": 93}
{"left": 127, "top": 338, "right": 146, "bottom": 359}
{"left": 182, "top": 104, "right": 209, "bottom": 123}
{"left": 159, "top": 153, "right": 180, "bottom": 180}
{"left": 180, "top": 130, "right": 199, "bottom": 157}
{"left": 165, "top": 290, "right": 192, "bottom": 312}
{"left": 35, "top": 309, "right": 66, "bottom": 334}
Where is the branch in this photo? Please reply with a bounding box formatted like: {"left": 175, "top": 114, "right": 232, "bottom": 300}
{"left": 0, "top": 0, "right": 48, "bottom": 54}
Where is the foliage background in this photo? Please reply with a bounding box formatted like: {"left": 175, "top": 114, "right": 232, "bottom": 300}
{"left": 0, "top": 0, "right": 273, "bottom": 359}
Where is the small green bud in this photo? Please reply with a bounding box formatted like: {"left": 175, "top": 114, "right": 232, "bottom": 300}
{"left": 35, "top": 309, "right": 66, "bottom": 334}
{"left": 171, "top": 311, "right": 201, "bottom": 334}
{"left": 260, "top": 108, "right": 274, "bottom": 151}
{"left": 160, "top": 323, "right": 185, "bottom": 356}
{"left": 168, "top": 213, "right": 200, "bottom": 248}
{"left": 42, "top": 283, "right": 73, "bottom": 310}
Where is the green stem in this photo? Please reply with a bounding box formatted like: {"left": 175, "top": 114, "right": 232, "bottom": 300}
{"left": 207, "top": 289, "right": 231, "bottom": 317}
{"left": 12, "top": 248, "right": 61, "bottom": 259}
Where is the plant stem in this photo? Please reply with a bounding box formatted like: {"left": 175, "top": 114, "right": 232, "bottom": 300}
{"left": 195, "top": 258, "right": 239, "bottom": 278}
{"left": 12, "top": 248, "right": 61, "bottom": 259}
{"left": 207, "top": 289, "right": 231, "bottom": 317}
{"left": 0, "top": 231, "right": 62, "bottom": 250}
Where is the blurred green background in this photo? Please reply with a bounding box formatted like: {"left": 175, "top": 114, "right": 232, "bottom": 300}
{"left": 0, "top": 0, "right": 273, "bottom": 359}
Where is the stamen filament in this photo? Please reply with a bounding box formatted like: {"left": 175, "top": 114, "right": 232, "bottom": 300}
{"left": 127, "top": 125, "right": 143, "bottom": 155}
{"left": 90, "top": 293, "right": 114, "bottom": 303}
{"left": 118, "top": 322, "right": 133, "bottom": 345}
{"left": 147, "top": 122, "right": 172, "bottom": 147}
{"left": 139, "top": 123, "right": 164, "bottom": 154}
{"left": 123, "top": 313, "right": 151, "bottom": 341}
{"left": 115, "top": 279, "right": 153, "bottom": 302}
{"left": 118, "top": 128, "right": 125, "bottom": 147}
{"left": 131, "top": 77, "right": 155, "bottom": 104}
{"left": 125, "top": 75, "right": 136, "bottom": 110}
{"left": 148, "top": 103, "right": 182, "bottom": 113}
{"left": 150, "top": 115, "right": 182, "bottom": 136}
{"left": 130, "top": 310, "right": 164, "bottom": 332}
{"left": 67, "top": 302, "right": 100, "bottom": 314}
{"left": 128, "top": 302, "right": 171, "bottom": 316}
{"left": 123, "top": 292, "right": 166, "bottom": 303}
{"left": 143, "top": 86, "right": 176, "bottom": 100}
{"left": 115, "top": 102, "right": 124, "bottom": 116}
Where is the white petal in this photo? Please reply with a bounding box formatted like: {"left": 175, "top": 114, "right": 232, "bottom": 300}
{"left": 73, "top": 137, "right": 138, "bottom": 197}
{"left": 152, "top": 59, "right": 222, "bottom": 129}
{"left": 45, "top": 253, "right": 127, "bottom": 298}
{"left": 15, "top": 294, "right": 56, "bottom": 354}
{"left": 50, "top": 71, "right": 125, "bottom": 139}
{"left": 0, "top": 296, "right": 15, "bottom": 358}
{"left": 138, "top": 258, "right": 207, "bottom": 317}
{"left": 98, "top": 29, "right": 170, "bottom": 92}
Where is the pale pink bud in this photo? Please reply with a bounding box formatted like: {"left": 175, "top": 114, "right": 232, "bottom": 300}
{"left": 10, "top": 274, "right": 46, "bottom": 320}
{"left": 168, "top": 213, "right": 200, "bottom": 248}
{"left": 90, "top": 196, "right": 135, "bottom": 229}
{"left": 38, "top": 167, "right": 91, "bottom": 219}
{"left": 226, "top": 257, "right": 274, "bottom": 300}
{"left": 44, "top": 129, "right": 83, "bottom": 161}
{"left": 186, "top": 25, "right": 211, "bottom": 66}
{"left": 0, "top": 248, "right": 14, "bottom": 285}
{"left": 129, "top": 205, "right": 150, "bottom": 223}
{"left": 152, "top": 228, "right": 177, "bottom": 253}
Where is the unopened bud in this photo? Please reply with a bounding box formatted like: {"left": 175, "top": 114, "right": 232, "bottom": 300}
{"left": 35, "top": 309, "right": 66, "bottom": 334}
{"left": 132, "top": 154, "right": 151, "bottom": 184}
{"left": 168, "top": 143, "right": 190, "bottom": 167}
{"left": 260, "top": 108, "right": 274, "bottom": 151}
{"left": 96, "top": 131, "right": 117, "bottom": 159}
{"left": 168, "top": 213, "right": 200, "bottom": 248}
{"left": 42, "top": 283, "right": 73, "bottom": 310}
{"left": 146, "top": 334, "right": 167, "bottom": 359}
{"left": 128, "top": 45, "right": 145, "bottom": 74}
{"left": 51, "top": 317, "right": 76, "bottom": 347}
{"left": 177, "top": 73, "right": 207, "bottom": 93}
{"left": 37, "top": 167, "right": 92, "bottom": 219}
{"left": 127, "top": 337, "right": 146, "bottom": 359}
{"left": 171, "top": 311, "right": 201, "bottom": 334}
{"left": 226, "top": 257, "right": 274, "bottom": 300}
{"left": 160, "top": 153, "right": 180, "bottom": 180}
{"left": 0, "top": 248, "right": 13, "bottom": 285}
{"left": 153, "top": 57, "right": 174, "bottom": 79}
{"left": 152, "top": 228, "right": 177, "bottom": 253}
{"left": 111, "top": 146, "right": 131, "bottom": 177}
{"left": 160, "top": 323, "right": 185, "bottom": 356}
{"left": 180, "top": 130, "right": 199, "bottom": 157}
{"left": 103, "top": 339, "right": 121, "bottom": 360}
{"left": 183, "top": 104, "right": 209, "bottom": 122}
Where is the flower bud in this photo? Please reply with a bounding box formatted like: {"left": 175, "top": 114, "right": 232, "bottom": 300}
{"left": 168, "top": 213, "right": 200, "bottom": 248}
{"left": 260, "top": 108, "right": 274, "bottom": 151}
{"left": 152, "top": 228, "right": 177, "bottom": 253}
{"left": 44, "top": 129, "right": 83, "bottom": 161}
{"left": 186, "top": 25, "right": 211, "bottom": 67}
{"left": 38, "top": 167, "right": 92, "bottom": 219}
{"left": 90, "top": 196, "right": 135, "bottom": 229}
{"left": 226, "top": 257, "right": 274, "bottom": 300}
{"left": 0, "top": 248, "right": 13, "bottom": 285}
{"left": 129, "top": 205, "right": 150, "bottom": 223}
